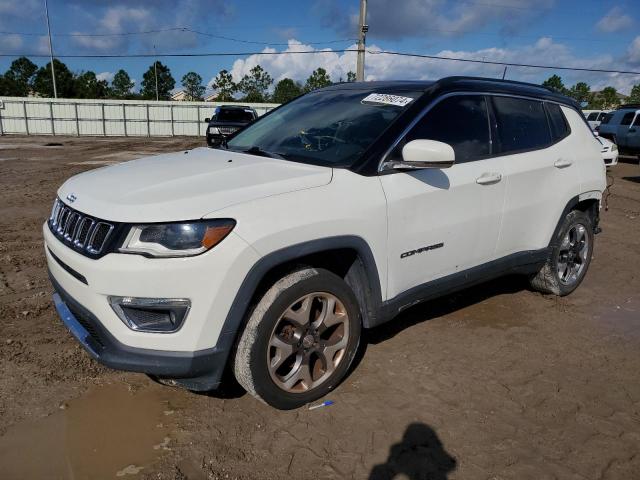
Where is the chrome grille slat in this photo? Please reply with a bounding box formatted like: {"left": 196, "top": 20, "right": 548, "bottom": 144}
{"left": 48, "top": 199, "right": 115, "bottom": 256}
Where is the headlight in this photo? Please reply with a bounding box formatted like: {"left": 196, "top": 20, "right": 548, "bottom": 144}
{"left": 120, "top": 219, "right": 235, "bottom": 257}
{"left": 209, "top": 126, "right": 220, "bottom": 134}
{"left": 611, "top": 144, "right": 618, "bottom": 152}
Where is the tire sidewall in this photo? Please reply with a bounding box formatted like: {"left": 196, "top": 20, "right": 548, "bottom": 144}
{"left": 248, "top": 269, "right": 361, "bottom": 410}
{"left": 551, "top": 210, "right": 594, "bottom": 295}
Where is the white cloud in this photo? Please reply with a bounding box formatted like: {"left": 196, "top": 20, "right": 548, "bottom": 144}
{"left": 96, "top": 71, "right": 114, "bottom": 82}
{"left": 223, "top": 37, "right": 640, "bottom": 95}
{"left": 596, "top": 6, "right": 634, "bottom": 33}
{"left": 628, "top": 36, "right": 640, "bottom": 64}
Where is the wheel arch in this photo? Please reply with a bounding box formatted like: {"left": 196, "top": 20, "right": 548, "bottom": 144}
{"left": 213, "top": 236, "right": 383, "bottom": 374}
{"left": 549, "top": 194, "right": 600, "bottom": 247}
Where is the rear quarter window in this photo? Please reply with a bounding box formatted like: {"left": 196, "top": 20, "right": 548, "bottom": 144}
{"left": 545, "top": 103, "right": 570, "bottom": 142}
{"left": 492, "top": 96, "right": 551, "bottom": 154}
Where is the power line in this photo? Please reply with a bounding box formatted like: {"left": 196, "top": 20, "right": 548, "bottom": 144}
{"left": 0, "top": 27, "right": 356, "bottom": 46}
{"left": 368, "top": 50, "right": 640, "bottom": 75}
{"left": 1, "top": 48, "right": 639, "bottom": 76}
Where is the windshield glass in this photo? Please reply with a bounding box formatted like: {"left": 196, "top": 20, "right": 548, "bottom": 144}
{"left": 215, "top": 109, "right": 255, "bottom": 123}
{"left": 226, "top": 88, "right": 421, "bottom": 167}
{"left": 586, "top": 112, "right": 599, "bottom": 121}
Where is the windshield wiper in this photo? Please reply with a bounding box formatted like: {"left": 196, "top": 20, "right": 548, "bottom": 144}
{"left": 242, "top": 146, "right": 287, "bottom": 160}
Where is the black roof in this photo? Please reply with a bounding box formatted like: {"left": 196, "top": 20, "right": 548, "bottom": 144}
{"left": 322, "top": 76, "right": 578, "bottom": 108}
{"left": 216, "top": 105, "right": 256, "bottom": 110}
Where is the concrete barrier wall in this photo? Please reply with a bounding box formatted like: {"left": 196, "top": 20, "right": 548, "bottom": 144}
{"left": 0, "top": 97, "right": 280, "bottom": 137}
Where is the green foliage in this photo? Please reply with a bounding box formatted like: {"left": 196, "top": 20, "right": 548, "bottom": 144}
{"left": 304, "top": 68, "right": 332, "bottom": 92}
{"left": 629, "top": 84, "right": 640, "bottom": 103}
{"left": 598, "top": 87, "right": 620, "bottom": 109}
{"left": 181, "top": 71, "right": 205, "bottom": 101}
{"left": 140, "top": 61, "right": 175, "bottom": 100}
{"left": 568, "top": 82, "right": 591, "bottom": 106}
{"left": 74, "top": 71, "right": 110, "bottom": 99}
{"left": 542, "top": 74, "right": 568, "bottom": 95}
{"left": 33, "top": 60, "right": 76, "bottom": 98}
{"left": 346, "top": 71, "right": 356, "bottom": 82}
{"left": 271, "top": 78, "right": 303, "bottom": 103}
{"left": 111, "top": 69, "right": 135, "bottom": 98}
{"left": 212, "top": 69, "right": 236, "bottom": 101}
{"left": 3, "top": 57, "right": 38, "bottom": 96}
{"left": 237, "top": 65, "right": 273, "bottom": 102}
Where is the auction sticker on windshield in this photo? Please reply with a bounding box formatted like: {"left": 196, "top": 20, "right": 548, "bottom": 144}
{"left": 362, "top": 93, "right": 414, "bottom": 107}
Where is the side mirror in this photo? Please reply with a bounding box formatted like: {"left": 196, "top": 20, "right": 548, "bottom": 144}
{"left": 385, "top": 140, "right": 455, "bottom": 170}
{"left": 204, "top": 118, "right": 210, "bottom": 123}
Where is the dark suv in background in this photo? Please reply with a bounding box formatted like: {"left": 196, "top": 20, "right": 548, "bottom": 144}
{"left": 205, "top": 105, "right": 258, "bottom": 147}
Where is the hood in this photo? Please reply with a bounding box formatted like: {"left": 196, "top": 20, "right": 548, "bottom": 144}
{"left": 58, "top": 147, "right": 332, "bottom": 223}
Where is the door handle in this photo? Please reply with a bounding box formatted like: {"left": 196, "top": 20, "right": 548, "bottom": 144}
{"left": 476, "top": 172, "right": 502, "bottom": 185}
{"left": 554, "top": 158, "right": 573, "bottom": 168}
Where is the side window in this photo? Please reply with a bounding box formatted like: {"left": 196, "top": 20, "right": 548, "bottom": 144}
{"left": 601, "top": 113, "right": 613, "bottom": 125}
{"left": 546, "top": 103, "right": 570, "bottom": 142}
{"left": 621, "top": 112, "right": 635, "bottom": 125}
{"left": 492, "top": 96, "right": 551, "bottom": 154}
{"left": 586, "top": 112, "right": 598, "bottom": 121}
{"left": 402, "top": 95, "right": 491, "bottom": 163}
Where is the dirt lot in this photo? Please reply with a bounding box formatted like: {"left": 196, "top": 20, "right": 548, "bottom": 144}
{"left": 0, "top": 135, "right": 639, "bottom": 480}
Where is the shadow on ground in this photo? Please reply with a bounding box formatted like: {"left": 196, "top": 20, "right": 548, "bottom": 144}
{"left": 369, "top": 422, "right": 457, "bottom": 480}
{"left": 366, "top": 275, "right": 529, "bottom": 345}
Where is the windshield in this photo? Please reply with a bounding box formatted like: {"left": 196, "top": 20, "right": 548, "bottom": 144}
{"left": 215, "top": 109, "right": 255, "bottom": 123}
{"left": 586, "top": 112, "right": 599, "bottom": 121}
{"left": 226, "top": 88, "right": 421, "bottom": 167}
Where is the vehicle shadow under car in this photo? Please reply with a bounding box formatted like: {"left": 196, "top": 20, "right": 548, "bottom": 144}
{"left": 196, "top": 275, "right": 530, "bottom": 401}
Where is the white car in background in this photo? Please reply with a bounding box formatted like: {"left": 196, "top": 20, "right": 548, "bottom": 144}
{"left": 584, "top": 110, "right": 610, "bottom": 130}
{"left": 597, "top": 136, "right": 618, "bottom": 166}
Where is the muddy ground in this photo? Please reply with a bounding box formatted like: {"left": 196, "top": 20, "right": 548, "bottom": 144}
{"left": 0, "top": 135, "right": 639, "bottom": 480}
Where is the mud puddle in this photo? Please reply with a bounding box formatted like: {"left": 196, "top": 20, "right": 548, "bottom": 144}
{"left": 0, "top": 381, "right": 187, "bottom": 479}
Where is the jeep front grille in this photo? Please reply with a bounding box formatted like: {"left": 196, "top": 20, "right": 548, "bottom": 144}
{"left": 49, "top": 198, "right": 115, "bottom": 256}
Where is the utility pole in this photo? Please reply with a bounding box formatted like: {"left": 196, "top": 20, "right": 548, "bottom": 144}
{"left": 44, "top": 0, "right": 57, "bottom": 98}
{"left": 356, "top": 0, "right": 368, "bottom": 82}
{"left": 154, "top": 45, "right": 159, "bottom": 101}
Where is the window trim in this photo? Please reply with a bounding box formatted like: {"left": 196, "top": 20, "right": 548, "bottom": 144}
{"left": 378, "top": 91, "right": 575, "bottom": 173}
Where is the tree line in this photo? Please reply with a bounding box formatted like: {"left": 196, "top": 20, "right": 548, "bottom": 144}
{"left": 541, "top": 74, "right": 640, "bottom": 109}
{"left": 1, "top": 56, "right": 638, "bottom": 106}
{"left": 0, "top": 56, "right": 354, "bottom": 103}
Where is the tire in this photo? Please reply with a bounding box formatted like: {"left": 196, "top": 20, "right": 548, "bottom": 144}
{"left": 530, "top": 209, "right": 594, "bottom": 296}
{"left": 233, "top": 268, "right": 361, "bottom": 409}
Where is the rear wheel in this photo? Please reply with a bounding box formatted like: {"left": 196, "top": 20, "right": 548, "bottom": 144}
{"left": 233, "top": 268, "right": 361, "bottom": 409}
{"left": 530, "top": 209, "right": 594, "bottom": 296}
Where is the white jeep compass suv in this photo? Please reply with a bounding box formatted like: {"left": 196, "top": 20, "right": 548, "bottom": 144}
{"left": 46, "top": 77, "right": 606, "bottom": 409}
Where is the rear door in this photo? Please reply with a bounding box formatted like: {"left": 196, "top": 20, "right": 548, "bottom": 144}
{"left": 617, "top": 112, "right": 636, "bottom": 149}
{"left": 493, "top": 97, "right": 579, "bottom": 256}
{"left": 380, "top": 94, "right": 506, "bottom": 298}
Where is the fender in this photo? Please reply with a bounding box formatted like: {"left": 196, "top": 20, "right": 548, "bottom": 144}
{"left": 211, "top": 235, "right": 383, "bottom": 367}
{"left": 549, "top": 194, "right": 600, "bottom": 248}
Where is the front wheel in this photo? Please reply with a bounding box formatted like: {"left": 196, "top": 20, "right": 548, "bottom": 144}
{"left": 530, "top": 209, "right": 594, "bottom": 296}
{"left": 233, "top": 268, "right": 361, "bottom": 409}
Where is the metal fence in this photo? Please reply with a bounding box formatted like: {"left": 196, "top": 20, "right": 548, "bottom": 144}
{"left": 0, "top": 97, "right": 279, "bottom": 137}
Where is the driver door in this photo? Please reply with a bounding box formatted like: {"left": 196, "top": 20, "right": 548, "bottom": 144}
{"left": 380, "top": 94, "right": 506, "bottom": 299}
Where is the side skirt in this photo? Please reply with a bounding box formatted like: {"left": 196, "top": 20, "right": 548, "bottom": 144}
{"left": 371, "top": 248, "right": 550, "bottom": 328}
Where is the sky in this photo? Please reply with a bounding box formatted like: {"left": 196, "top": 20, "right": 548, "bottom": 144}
{"left": 0, "top": 0, "right": 639, "bottom": 95}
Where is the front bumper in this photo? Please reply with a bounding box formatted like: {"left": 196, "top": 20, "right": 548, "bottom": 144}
{"left": 44, "top": 221, "right": 260, "bottom": 389}
{"left": 51, "top": 273, "right": 224, "bottom": 389}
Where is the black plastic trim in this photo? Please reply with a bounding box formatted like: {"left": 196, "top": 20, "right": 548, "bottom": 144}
{"left": 49, "top": 271, "right": 224, "bottom": 389}
{"left": 372, "top": 249, "right": 550, "bottom": 327}
{"left": 48, "top": 247, "right": 88, "bottom": 285}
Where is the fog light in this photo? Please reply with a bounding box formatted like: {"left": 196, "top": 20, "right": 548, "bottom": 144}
{"left": 109, "top": 296, "right": 190, "bottom": 333}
